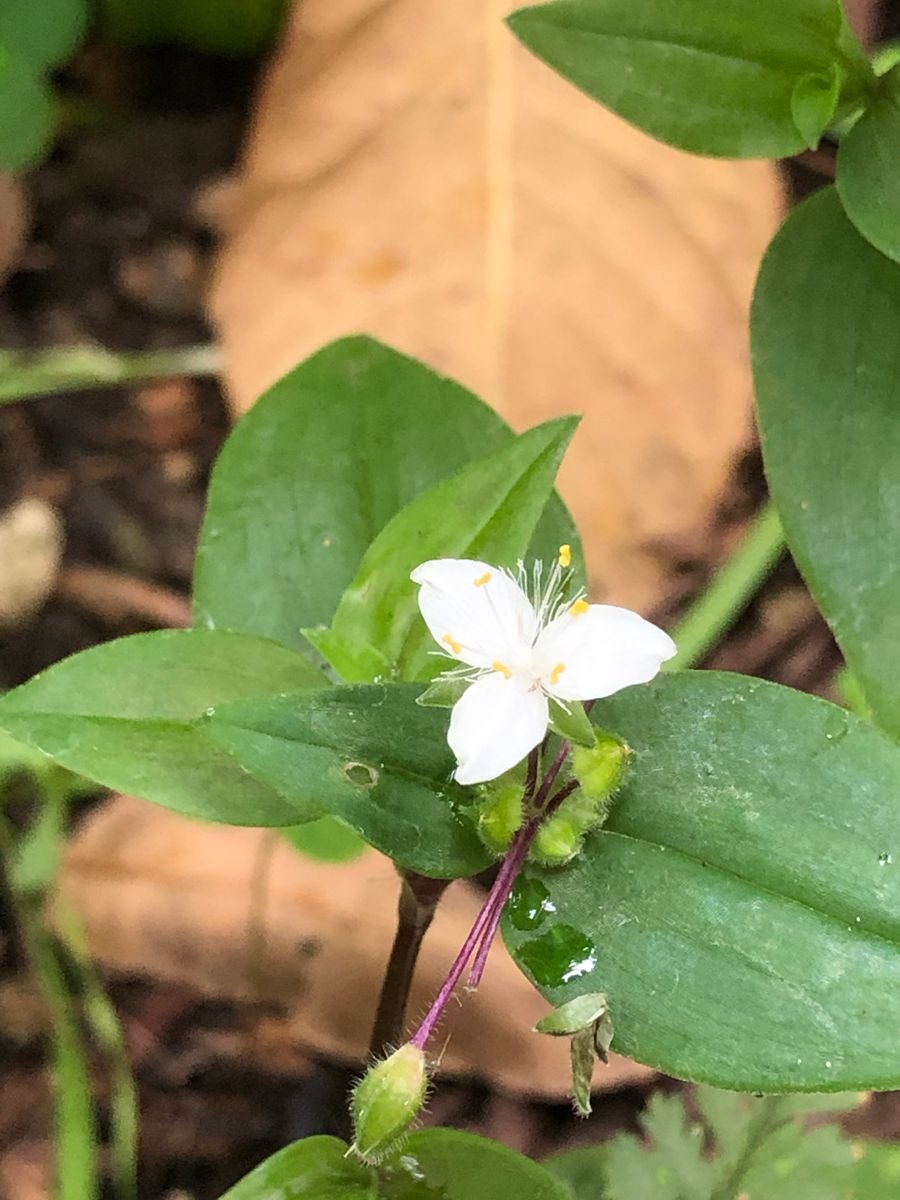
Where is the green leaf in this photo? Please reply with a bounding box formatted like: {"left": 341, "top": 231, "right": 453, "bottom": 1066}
{"left": 837, "top": 66, "right": 900, "bottom": 261}
{"left": 606, "top": 1092, "right": 715, "bottom": 1199}
{"left": 204, "top": 683, "right": 493, "bottom": 878}
{"left": 543, "top": 1147, "right": 611, "bottom": 1200}
{"left": 852, "top": 1140, "right": 900, "bottom": 1196}
{"left": 505, "top": 671, "right": 900, "bottom": 1091}
{"left": 0, "top": 63, "right": 54, "bottom": 171}
{"left": 506, "top": 0, "right": 868, "bottom": 158}
{"left": 280, "top": 817, "right": 366, "bottom": 863}
{"left": 219, "top": 1131, "right": 571, "bottom": 1199}
{"left": 306, "top": 417, "right": 579, "bottom": 682}
{"left": 101, "top": 0, "right": 288, "bottom": 55}
{"left": 791, "top": 64, "right": 841, "bottom": 149}
{"left": 752, "top": 187, "right": 900, "bottom": 735}
{"left": 0, "top": 631, "right": 327, "bottom": 825}
{"left": 193, "top": 337, "right": 580, "bottom": 655}
{"left": 219, "top": 1136, "right": 372, "bottom": 1199}
{"left": 0, "top": 0, "right": 87, "bottom": 70}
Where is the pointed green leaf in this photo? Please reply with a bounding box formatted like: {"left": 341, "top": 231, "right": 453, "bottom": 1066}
{"left": 306, "top": 417, "right": 579, "bottom": 682}
{"left": 791, "top": 64, "right": 841, "bottom": 148}
{"left": 0, "top": 631, "right": 327, "bottom": 825}
{"left": 837, "top": 66, "right": 900, "bottom": 261}
{"left": 220, "top": 1131, "right": 571, "bottom": 1199}
{"left": 505, "top": 672, "right": 900, "bottom": 1091}
{"left": 752, "top": 187, "right": 900, "bottom": 734}
{"left": 507, "top": 0, "right": 868, "bottom": 158}
{"left": 194, "top": 338, "right": 580, "bottom": 654}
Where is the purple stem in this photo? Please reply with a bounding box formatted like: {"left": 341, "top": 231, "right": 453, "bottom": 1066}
{"left": 467, "top": 775, "right": 582, "bottom": 989}
{"left": 409, "top": 818, "right": 539, "bottom": 1051}
{"left": 530, "top": 739, "right": 570, "bottom": 811}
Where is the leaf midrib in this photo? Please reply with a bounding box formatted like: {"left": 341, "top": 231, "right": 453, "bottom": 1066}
{"left": 599, "top": 826, "right": 900, "bottom": 951}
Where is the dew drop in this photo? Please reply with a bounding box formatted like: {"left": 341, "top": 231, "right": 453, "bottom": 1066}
{"left": 205, "top": 707, "right": 216, "bottom": 717}
{"left": 879, "top": 851, "right": 894, "bottom": 866}
{"left": 508, "top": 878, "right": 557, "bottom": 931}
{"left": 516, "top": 924, "right": 597, "bottom": 987}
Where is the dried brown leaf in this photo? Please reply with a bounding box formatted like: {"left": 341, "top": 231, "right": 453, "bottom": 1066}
{"left": 60, "top": 795, "right": 652, "bottom": 1098}
{"left": 211, "top": 0, "right": 782, "bottom": 610}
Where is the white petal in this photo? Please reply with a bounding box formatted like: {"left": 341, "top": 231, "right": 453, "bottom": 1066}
{"left": 448, "top": 672, "right": 548, "bottom": 785}
{"left": 533, "top": 604, "right": 676, "bottom": 702}
{"left": 410, "top": 558, "right": 538, "bottom": 668}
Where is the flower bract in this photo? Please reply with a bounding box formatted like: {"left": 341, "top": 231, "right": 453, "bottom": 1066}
{"left": 411, "top": 551, "right": 675, "bottom": 784}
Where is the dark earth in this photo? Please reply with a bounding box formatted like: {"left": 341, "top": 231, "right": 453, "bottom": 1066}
{"left": 0, "top": 19, "right": 898, "bottom": 1200}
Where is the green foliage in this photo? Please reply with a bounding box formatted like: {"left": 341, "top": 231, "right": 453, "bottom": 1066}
{"left": 193, "top": 337, "right": 579, "bottom": 655}
{"left": 0, "top": 630, "right": 328, "bottom": 825}
{"left": 505, "top": 671, "right": 900, "bottom": 1091}
{"left": 0, "top": 0, "right": 86, "bottom": 169}
{"left": 280, "top": 817, "right": 366, "bottom": 864}
{"left": 752, "top": 187, "right": 900, "bottom": 736}
{"left": 506, "top": 0, "right": 870, "bottom": 159}
{"left": 308, "top": 416, "right": 578, "bottom": 682}
{"left": 219, "top": 1131, "right": 571, "bottom": 1199}
{"left": 101, "top": 0, "right": 289, "bottom": 55}
{"left": 836, "top": 65, "right": 900, "bottom": 262}
{"left": 204, "top": 683, "right": 492, "bottom": 878}
{"left": 546, "top": 1088, "right": 866, "bottom": 1200}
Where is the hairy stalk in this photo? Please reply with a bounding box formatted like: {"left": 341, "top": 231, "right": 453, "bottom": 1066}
{"left": 369, "top": 872, "right": 450, "bottom": 1057}
{"left": 710, "top": 1096, "right": 785, "bottom": 1200}
{"left": 409, "top": 817, "right": 539, "bottom": 1050}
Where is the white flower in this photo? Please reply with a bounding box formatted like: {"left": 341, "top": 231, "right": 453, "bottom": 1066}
{"left": 410, "top": 549, "right": 676, "bottom": 785}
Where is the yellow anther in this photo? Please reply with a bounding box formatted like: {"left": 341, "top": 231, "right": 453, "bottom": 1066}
{"left": 549, "top": 662, "right": 566, "bottom": 685}
{"left": 474, "top": 571, "right": 492, "bottom": 587}
{"left": 570, "top": 598, "right": 589, "bottom": 616}
{"left": 558, "top": 544, "right": 571, "bottom": 568}
{"left": 442, "top": 633, "right": 463, "bottom": 655}
{"left": 492, "top": 661, "right": 512, "bottom": 679}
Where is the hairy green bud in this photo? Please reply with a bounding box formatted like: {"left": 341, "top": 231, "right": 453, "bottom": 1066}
{"left": 351, "top": 1044, "right": 428, "bottom": 1164}
{"left": 475, "top": 777, "right": 523, "bottom": 854}
{"left": 571, "top": 732, "right": 630, "bottom": 802}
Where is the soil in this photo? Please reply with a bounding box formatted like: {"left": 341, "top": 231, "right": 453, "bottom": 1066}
{"left": 0, "top": 27, "right": 896, "bottom": 1200}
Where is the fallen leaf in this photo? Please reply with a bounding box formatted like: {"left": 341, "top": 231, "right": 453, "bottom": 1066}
{"left": 0, "top": 173, "right": 27, "bottom": 285}
{"left": 0, "top": 497, "right": 63, "bottom": 627}
{"left": 59, "top": 795, "right": 652, "bottom": 1098}
{"left": 211, "top": 0, "right": 781, "bottom": 610}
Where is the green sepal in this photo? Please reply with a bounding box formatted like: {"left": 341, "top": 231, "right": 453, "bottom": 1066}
{"left": 548, "top": 699, "right": 596, "bottom": 748}
{"left": 416, "top": 676, "right": 468, "bottom": 709}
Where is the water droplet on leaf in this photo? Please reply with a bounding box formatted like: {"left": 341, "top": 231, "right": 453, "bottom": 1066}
{"left": 508, "top": 877, "right": 556, "bottom": 930}
{"left": 879, "top": 851, "right": 894, "bottom": 866}
{"left": 516, "top": 925, "right": 597, "bottom": 986}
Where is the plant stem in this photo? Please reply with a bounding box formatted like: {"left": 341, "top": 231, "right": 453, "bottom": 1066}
{"left": 0, "top": 344, "right": 220, "bottom": 404}
{"left": 368, "top": 872, "right": 450, "bottom": 1057}
{"left": 710, "top": 1096, "right": 785, "bottom": 1200}
{"left": 409, "top": 818, "right": 539, "bottom": 1050}
{"left": 666, "top": 501, "right": 785, "bottom": 671}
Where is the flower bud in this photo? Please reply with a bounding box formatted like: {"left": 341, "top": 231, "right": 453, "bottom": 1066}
{"left": 475, "top": 777, "right": 523, "bottom": 854}
{"left": 571, "top": 732, "right": 630, "bottom": 802}
{"left": 351, "top": 1044, "right": 428, "bottom": 1164}
{"left": 532, "top": 810, "right": 583, "bottom": 866}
